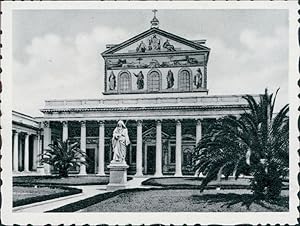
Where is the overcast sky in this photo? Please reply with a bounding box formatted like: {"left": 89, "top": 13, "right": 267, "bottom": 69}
{"left": 12, "top": 9, "right": 288, "bottom": 116}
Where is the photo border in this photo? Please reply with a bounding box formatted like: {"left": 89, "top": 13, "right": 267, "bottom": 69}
{"left": 0, "top": 1, "right": 298, "bottom": 225}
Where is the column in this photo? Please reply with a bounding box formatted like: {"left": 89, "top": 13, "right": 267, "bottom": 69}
{"left": 62, "top": 121, "right": 68, "bottom": 142}
{"left": 175, "top": 120, "right": 182, "bottom": 176}
{"left": 37, "top": 131, "right": 42, "bottom": 163}
{"left": 135, "top": 120, "right": 143, "bottom": 176}
{"left": 13, "top": 131, "right": 19, "bottom": 172}
{"left": 97, "top": 121, "right": 105, "bottom": 176}
{"left": 24, "top": 133, "right": 29, "bottom": 172}
{"left": 32, "top": 134, "right": 38, "bottom": 170}
{"left": 155, "top": 120, "right": 162, "bottom": 176}
{"left": 204, "top": 64, "right": 207, "bottom": 88}
{"left": 195, "top": 119, "right": 203, "bottom": 177}
{"left": 79, "top": 120, "right": 87, "bottom": 175}
{"left": 43, "top": 121, "right": 51, "bottom": 174}
{"left": 36, "top": 131, "right": 44, "bottom": 174}
{"left": 196, "top": 119, "right": 202, "bottom": 143}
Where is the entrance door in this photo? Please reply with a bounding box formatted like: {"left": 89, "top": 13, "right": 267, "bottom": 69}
{"left": 86, "top": 148, "right": 96, "bottom": 174}
{"left": 146, "top": 145, "right": 156, "bottom": 174}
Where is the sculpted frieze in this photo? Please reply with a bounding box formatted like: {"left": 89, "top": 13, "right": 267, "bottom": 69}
{"left": 106, "top": 54, "right": 204, "bottom": 70}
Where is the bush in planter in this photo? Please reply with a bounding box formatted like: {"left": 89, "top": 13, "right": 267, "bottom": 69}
{"left": 193, "top": 89, "right": 289, "bottom": 201}
{"left": 39, "top": 139, "right": 88, "bottom": 178}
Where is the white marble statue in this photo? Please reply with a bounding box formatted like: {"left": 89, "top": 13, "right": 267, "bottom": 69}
{"left": 112, "top": 120, "right": 130, "bottom": 163}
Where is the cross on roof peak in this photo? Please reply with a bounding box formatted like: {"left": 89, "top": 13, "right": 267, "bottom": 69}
{"left": 150, "top": 9, "right": 159, "bottom": 28}
{"left": 152, "top": 9, "right": 157, "bottom": 16}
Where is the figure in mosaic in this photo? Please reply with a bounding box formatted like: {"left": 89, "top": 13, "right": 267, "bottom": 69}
{"left": 148, "top": 34, "right": 161, "bottom": 51}
{"left": 134, "top": 71, "right": 144, "bottom": 89}
{"left": 194, "top": 68, "right": 203, "bottom": 88}
{"left": 108, "top": 71, "right": 116, "bottom": 90}
{"left": 167, "top": 69, "right": 174, "bottom": 88}
{"left": 136, "top": 41, "right": 146, "bottom": 52}
{"left": 112, "top": 120, "right": 130, "bottom": 163}
{"left": 163, "top": 39, "right": 176, "bottom": 51}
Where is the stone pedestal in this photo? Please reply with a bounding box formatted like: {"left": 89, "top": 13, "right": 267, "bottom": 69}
{"left": 106, "top": 161, "right": 129, "bottom": 191}
{"left": 37, "top": 165, "right": 45, "bottom": 175}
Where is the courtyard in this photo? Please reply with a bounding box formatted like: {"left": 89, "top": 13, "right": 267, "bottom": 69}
{"left": 13, "top": 176, "right": 289, "bottom": 212}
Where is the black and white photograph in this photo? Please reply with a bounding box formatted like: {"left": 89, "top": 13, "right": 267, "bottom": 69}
{"left": 1, "top": 1, "right": 298, "bottom": 225}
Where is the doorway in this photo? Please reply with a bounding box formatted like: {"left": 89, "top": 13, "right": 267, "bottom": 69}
{"left": 86, "top": 148, "right": 96, "bottom": 174}
{"left": 146, "top": 145, "right": 156, "bottom": 175}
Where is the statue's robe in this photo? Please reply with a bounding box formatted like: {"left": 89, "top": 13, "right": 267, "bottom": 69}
{"left": 112, "top": 127, "right": 130, "bottom": 162}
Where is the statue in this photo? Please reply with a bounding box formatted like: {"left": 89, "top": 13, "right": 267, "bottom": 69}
{"left": 163, "top": 39, "right": 176, "bottom": 51}
{"left": 108, "top": 71, "right": 116, "bottom": 90}
{"left": 133, "top": 71, "right": 144, "bottom": 89}
{"left": 167, "top": 70, "right": 174, "bottom": 88}
{"left": 112, "top": 120, "right": 130, "bottom": 163}
{"left": 194, "top": 68, "right": 203, "bottom": 88}
{"left": 136, "top": 41, "right": 146, "bottom": 52}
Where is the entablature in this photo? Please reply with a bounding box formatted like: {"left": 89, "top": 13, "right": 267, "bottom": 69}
{"left": 40, "top": 94, "right": 259, "bottom": 121}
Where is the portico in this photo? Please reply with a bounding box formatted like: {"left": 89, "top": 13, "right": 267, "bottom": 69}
{"left": 39, "top": 94, "right": 249, "bottom": 176}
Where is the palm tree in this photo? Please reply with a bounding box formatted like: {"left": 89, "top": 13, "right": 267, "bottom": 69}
{"left": 193, "top": 89, "right": 289, "bottom": 200}
{"left": 39, "top": 139, "right": 87, "bottom": 177}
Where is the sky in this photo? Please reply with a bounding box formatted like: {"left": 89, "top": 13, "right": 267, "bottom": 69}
{"left": 12, "top": 9, "right": 288, "bottom": 116}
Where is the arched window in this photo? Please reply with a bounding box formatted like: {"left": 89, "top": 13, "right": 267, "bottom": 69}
{"left": 118, "top": 71, "right": 131, "bottom": 92}
{"left": 147, "top": 69, "right": 161, "bottom": 92}
{"left": 178, "top": 69, "right": 192, "bottom": 91}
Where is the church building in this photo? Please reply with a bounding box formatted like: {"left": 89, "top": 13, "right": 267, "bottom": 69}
{"left": 12, "top": 12, "right": 251, "bottom": 176}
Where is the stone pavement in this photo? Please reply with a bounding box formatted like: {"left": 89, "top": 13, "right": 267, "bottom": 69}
{"left": 13, "top": 177, "right": 150, "bottom": 213}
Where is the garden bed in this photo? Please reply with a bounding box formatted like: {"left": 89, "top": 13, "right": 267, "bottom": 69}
{"left": 13, "top": 175, "right": 133, "bottom": 186}
{"left": 48, "top": 187, "right": 288, "bottom": 212}
{"left": 13, "top": 185, "right": 82, "bottom": 207}
{"left": 142, "top": 177, "right": 289, "bottom": 190}
{"left": 13, "top": 175, "right": 111, "bottom": 186}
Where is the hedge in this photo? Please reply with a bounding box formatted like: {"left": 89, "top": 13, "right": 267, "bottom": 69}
{"left": 13, "top": 185, "right": 82, "bottom": 207}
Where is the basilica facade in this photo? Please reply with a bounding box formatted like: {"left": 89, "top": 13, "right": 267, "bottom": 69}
{"left": 12, "top": 14, "right": 252, "bottom": 176}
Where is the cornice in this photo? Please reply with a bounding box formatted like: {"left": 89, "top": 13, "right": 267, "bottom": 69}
{"left": 41, "top": 104, "right": 248, "bottom": 113}
{"left": 103, "top": 50, "right": 209, "bottom": 59}
{"left": 12, "top": 121, "right": 41, "bottom": 131}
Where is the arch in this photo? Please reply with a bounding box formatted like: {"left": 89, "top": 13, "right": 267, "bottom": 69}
{"left": 182, "top": 134, "right": 196, "bottom": 141}
{"left": 178, "top": 68, "right": 193, "bottom": 91}
{"left": 118, "top": 70, "right": 132, "bottom": 92}
{"left": 147, "top": 69, "right": 162, "bottom": 92}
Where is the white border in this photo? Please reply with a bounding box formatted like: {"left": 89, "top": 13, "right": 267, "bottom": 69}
{"left": 1, "top": 1, "right": 298, "bottom": 225}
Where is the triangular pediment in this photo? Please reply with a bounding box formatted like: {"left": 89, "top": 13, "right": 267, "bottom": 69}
{"left": 102, "top": 28, "right": 209, "bottom": 56}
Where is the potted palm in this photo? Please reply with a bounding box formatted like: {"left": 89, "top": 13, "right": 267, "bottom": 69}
{"left": 39, "top": 139, "right": 88, "bottom": 178}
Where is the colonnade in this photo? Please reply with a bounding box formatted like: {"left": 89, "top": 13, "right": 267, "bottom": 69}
{"left": 12, "top": 130, "right": 42, "bottom": 172}
{"left": 41, "top": 119, "right": 203, "bottom": 176}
